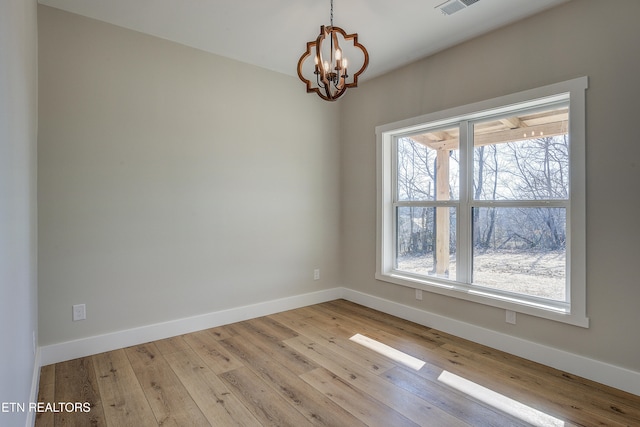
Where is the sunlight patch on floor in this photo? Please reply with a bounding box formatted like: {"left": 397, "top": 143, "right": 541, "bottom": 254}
{"left": 437, "top": 370, "right": 564, "bottom": 426}
{"left": 349, "top": 333, "right": 425, "bottom": 370}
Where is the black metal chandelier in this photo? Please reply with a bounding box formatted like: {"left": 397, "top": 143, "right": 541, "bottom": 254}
{"left": 296, "top": 0, "right": 369, "bottom": 101}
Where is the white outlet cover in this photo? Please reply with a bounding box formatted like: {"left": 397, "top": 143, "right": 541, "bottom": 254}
{"left": 73, "top": 304, "right": 86, "bottom": 321}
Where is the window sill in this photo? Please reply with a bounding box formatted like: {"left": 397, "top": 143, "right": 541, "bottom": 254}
{"left": 375, "top": 271, "right": 589, "bottom": 328}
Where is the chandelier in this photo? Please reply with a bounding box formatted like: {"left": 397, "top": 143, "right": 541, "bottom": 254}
{"left": 297, "top": 0, "right": 369, "bottom": 101}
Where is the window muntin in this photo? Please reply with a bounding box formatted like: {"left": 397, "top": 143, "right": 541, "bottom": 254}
{"left": 376, "top": 77, "right": 588, "bottom": 327}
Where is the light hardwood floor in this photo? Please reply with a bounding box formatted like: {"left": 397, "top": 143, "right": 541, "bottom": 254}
{"left": 35, "top": 300, "right": 640, "bottom": 426}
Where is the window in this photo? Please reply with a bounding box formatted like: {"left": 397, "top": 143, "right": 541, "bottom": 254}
{"left": 376, "top": 77, "right": 588, "bottom": 327}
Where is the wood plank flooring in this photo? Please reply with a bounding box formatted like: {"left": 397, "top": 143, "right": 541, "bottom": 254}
{"left": 35, "top": 299, "right": 640, "bottom": 426}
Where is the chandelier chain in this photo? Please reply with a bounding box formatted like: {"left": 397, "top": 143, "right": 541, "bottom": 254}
{"left": 330, "top": 0, "right": 334, "bottom": 26}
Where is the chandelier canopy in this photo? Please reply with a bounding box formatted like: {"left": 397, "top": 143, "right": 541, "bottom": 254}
{"left": 297, "top": 0, "right": 369, "bottom": 101}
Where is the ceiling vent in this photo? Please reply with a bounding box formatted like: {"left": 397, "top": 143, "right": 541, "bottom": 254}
{"left": 437, "top": 0, "right": 480, "bottom": 16}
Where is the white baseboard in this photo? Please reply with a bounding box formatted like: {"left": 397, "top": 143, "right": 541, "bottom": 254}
{"left": 341, "top": 288, "right": 640, "bottom": 397}
{"left": 38, "top": 286, "right": 640, "bottom": 397}
{"left": 40, "top": 288, "right": 342, "bottom": 366}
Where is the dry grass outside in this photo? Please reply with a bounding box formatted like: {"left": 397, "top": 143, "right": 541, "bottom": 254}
{"left": 397, "top": 249, "right": 566, "bottom": 301}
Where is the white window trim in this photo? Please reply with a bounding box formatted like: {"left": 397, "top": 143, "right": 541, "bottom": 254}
{"left": 376, "top": 77, "right": 589, "bottom": 327}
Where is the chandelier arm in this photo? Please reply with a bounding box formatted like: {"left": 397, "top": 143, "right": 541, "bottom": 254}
{"left": 349, "top": 35, "right": 369, "bottom": 85}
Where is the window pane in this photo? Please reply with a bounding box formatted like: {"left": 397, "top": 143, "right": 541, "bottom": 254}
{"left": 397, "top": 132, "right": 459, "bottom": 201}
{"left": 472, "top": 207, "right": 566, "bottom": 301}
{"left": 396, "top": 206, "right": 456, "bottom": 280}
{"left": 473, "top": 107, "right": 569, "bottom": 201}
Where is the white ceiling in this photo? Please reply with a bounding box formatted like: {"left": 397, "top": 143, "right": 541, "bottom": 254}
{"left": 38, "top": 0, "right": 570, "bottom": 81}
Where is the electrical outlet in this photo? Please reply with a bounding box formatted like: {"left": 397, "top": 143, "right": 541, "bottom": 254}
{"left": 415, "top": 289, "right": 423, "bottom": 300}
{"left": 73, "top": 304, "right": 86, "bottom": 321}
{"left": 506, "top": 310, "right": 516, "bottom": 324}
{"left": 313, "top": 269, "right": 320, "bottom": 280}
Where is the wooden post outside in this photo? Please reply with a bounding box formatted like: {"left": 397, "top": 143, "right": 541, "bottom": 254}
{"left": 436, "top": 149, "right": 450, "bottom": 275}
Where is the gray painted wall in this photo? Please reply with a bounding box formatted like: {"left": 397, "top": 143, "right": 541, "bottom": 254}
{"left": 340, "top": 0, "right": 640, "bottom": 373}
{"left": 0, "top": 0, "right": 39, "bottom": 426}
{"left": 37, "top": 6, "right": 340, "bottom": 346}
